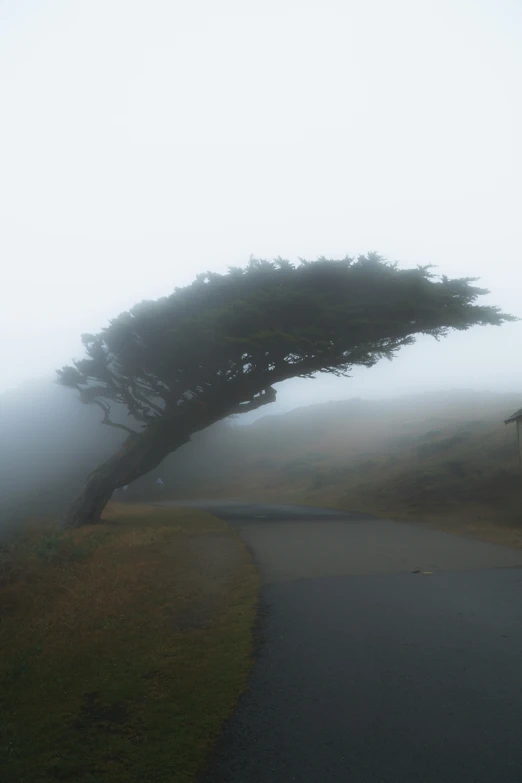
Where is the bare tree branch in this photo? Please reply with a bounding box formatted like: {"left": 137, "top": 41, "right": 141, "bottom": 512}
{"left": 93, "top": 399, "right": 140, "bottom": 435}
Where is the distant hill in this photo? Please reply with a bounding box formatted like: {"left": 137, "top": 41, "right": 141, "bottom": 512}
{"left": 4, "top": 382, "right": 522, "bottom": 544}
{"left": 129, "top": 390, "right": 522, "bottom": 540}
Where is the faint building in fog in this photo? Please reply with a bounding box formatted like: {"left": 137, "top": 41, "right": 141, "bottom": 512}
{"left": 505, "top": 408, "right": 522, "bottom": 471}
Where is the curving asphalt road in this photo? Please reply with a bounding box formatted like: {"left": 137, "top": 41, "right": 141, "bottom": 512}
{"left": 164, "top": 501, "right": 522, "bottom": 782}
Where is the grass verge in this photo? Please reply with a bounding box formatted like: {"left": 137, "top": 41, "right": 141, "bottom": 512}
{"left": 0, "top": 504, "right": 259, "bottom": 782}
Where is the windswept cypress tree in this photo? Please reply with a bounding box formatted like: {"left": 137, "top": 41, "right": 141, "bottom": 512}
{"left": 58, "top": 254, "right": 515, "bottom": 526}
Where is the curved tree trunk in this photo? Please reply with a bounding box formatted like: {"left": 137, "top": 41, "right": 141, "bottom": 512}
{"left": 62, "top": 388, "right": 276, "bottom": 528}
{"left": 62, "top": 426, "right": 190, "bottom": 528}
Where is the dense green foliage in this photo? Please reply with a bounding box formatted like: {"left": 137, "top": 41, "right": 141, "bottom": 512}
{"left": 57, "top": 254, "right": 515, "bottom": 429}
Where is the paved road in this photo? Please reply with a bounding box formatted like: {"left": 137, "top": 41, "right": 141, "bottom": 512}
{"left": 164, "top": 501, "right": 522, "bottom": 782}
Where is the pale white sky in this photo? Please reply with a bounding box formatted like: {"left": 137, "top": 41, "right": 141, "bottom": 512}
{"left": 1, "top": 0, "right": 521, "bottom": 412}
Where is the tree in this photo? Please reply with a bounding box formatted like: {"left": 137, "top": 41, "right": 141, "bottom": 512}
{"left": 58, "top": 254, "right": 516, "bottom": 527}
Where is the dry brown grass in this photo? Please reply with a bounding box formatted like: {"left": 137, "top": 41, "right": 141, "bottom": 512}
{"left": 0, "top": 504, "right": 259, "bottom": 783}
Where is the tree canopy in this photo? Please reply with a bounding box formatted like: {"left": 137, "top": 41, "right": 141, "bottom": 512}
{"left": 58, "top": 254, "right": 515, "bottom": 433}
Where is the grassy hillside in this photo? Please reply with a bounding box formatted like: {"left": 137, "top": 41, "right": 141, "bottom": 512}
{"left": 1, "top": 505, "right": 258, "bottom": 782}
{"left": 150, "top": 390, "right": 522, "bottom": 543}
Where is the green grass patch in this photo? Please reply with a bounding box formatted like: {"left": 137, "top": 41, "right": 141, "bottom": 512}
{"left": 0, "top": 504, "right": 259, "bottom": 782}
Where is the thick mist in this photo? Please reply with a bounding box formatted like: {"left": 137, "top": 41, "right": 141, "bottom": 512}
{"left": 1, "top": 0, "right": 522, "bottom": 404}
{"left": 1, "top": 1, "right": 521, "bottom": 526}
{"left": 1, "top": 377, "right": 520, "bottom": 532}
{"left": 123, "top": 388, "right": 521, "bottom": 502}
{"left": 0, "top": 381, "right": 125, "bottom": 528}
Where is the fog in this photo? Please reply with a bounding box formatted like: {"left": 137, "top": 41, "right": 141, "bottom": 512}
{"left": 1, "top": 0, "right": 521, "bottom": 405}
{"left": 1, "top": 1, "right": 522, "bottom": 521}
{"left": 0, "top": 381, "right": 125, "bottom": 525}
{"left": 121, "top": 388, "right": 522, "bottom": 506}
